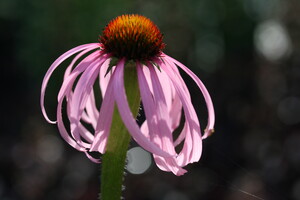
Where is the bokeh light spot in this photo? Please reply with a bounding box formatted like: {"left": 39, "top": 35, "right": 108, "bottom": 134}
{"left": 254, "top": 20, "right": 292, "bottom": 61}
{"left": 126, "top": 147, "right": 152, "bottom": 174}
{"left": 37, "top": 134, "right": 63, "bottom": 164}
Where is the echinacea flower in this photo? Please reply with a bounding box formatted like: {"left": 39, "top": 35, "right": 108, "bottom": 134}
{"left": 41, "top": 14, "right": 215, "bottom": 176}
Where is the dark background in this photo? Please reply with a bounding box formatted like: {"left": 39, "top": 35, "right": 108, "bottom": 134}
{"left": 1, "top": 0, "right": 300, "bottom": 199}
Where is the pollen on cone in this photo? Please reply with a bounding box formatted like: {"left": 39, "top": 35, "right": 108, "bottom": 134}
{"left": 100, "top": 14, "right": 165, "bottom": 61}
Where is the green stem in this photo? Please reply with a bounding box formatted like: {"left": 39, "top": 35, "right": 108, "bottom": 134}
{"left": 100, "top": 62, "right": 140, "bottom": 200}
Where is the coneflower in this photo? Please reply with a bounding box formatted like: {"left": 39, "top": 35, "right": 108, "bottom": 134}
{"left": 41, "top": 14, "right": 215, "bottom": 198}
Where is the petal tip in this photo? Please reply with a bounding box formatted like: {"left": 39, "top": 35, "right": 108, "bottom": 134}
{"left": 45, "top": 116, "right": 57, "bottom": 124}
{"left": 203, "top": 128, "right": 215, "bottom": 139}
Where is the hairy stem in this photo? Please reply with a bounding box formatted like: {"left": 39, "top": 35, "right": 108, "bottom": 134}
{"left": 100, "top": 62, "right": 140, "bottom": 200}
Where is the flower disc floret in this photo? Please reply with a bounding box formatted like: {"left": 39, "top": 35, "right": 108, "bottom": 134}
{"left": 100, "top": 14, "right": 165, "bottom": 60}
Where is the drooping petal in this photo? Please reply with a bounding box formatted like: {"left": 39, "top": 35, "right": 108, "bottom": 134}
{"left": 55, "top": 51, "right": 101, "bottom": 152}
{"left": 90, "top": 72, "right": 115, "bottom": 153}
{"left": 85, "top": 90, "right": 99, "bottom": 127}
{"left": 159, "top": 57, "right": 203, "bottom": 165}
{"left": 41, "top": 43, "right": 100, "bottom": 124}
{"left": 152, "top": 66, "right": 183, "bottom": 131}
{"left": 84, "top": 89, "right": 99, "bottom": 129}
{"left": 141, "top": 66, "right": 154, "bottom": 97}
{"left": 63, "top": 45, "right": 101, "bottom": 80}
{"left": 65, "top": 53, "right": 109, "bottom": 129}
{"left": 113, "top": 59, "right": 174, "bottom": 158}
{"left": 57, "top": 95, "right": 86, "bottom": 151}
{"left": 69, "top": 62, "right": 99, "bottom": 148}
{"left": 149, "top": 63, "right": 189, "bottom": 173}
{"left": 57, "top": 52, "right": 100, "bottom": 148}
{"left": 137, "top": 63, "right": 166, "bottom": 168}
{"left": 140, "top": 65, "right": 182, "bottom": 139}
{"left": 174, "top": 122, "right": 188, "bottom": 146}
{"left": 162, "top": 66, "right": 194, "bottom": 154}
{"left": 99, "top": 58, "right": 113, "bottom": 97}
{"left": 63, "top": 53, "right": 106, "bottom": 130}
{"left": 169, "top": 91, "right": 182, "bottom": 130}
{"left": 58, "top": 51, "right": 101, "bottom": 102}
{"left": 81, "top": 111, "right": 94, "bottom": 125}
{"left": 85, "top": 151, "right": 100, "bottom": 163}
{"left": 139, "top": 62, "right": 188, "bottom": 173}
{"left": 163, "top": 54, "right": 215, "bottom": 139}
{"left": 137, "top": 63, "right": 162, "bottom": 143}
{"left": 140, "top": 122, "right": 186, "bottom": 175}
{"left": 138, "top": 63, "right": 186, "bottom": 175}
{"left": 78, "top": 123, "right": 94, "bottom": 143}
{"left": 148, "top": 64, "right": 176, "bottom": 155}
{"left": 69, "top": 55, "right": 109, "bottom": 148}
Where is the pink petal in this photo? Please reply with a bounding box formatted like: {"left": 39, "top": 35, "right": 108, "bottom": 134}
{"left": 153, "top": 66, "right": 183, "bottom": 131}
{"left": 137, "top": 63, "right": 158, "bottom": 142}
{"left": 99, "top": 58, "right": 113, "bottom": 97}
{"left": 57, "top": 96, "right": 86, "bottom": 151}
{"left": 137, "top": 65, "right": 172, "bottom": 172}
{"left": 153, "top": 65, "right": 176, "bottom": 107}
{"left": 140, "top": 124, "right": 186, "bottom": 175}
{"left": 57, "top": 53, "right": 107, "bottom": 149}
{"left": 159, "top": 57, "right": 203, "bottom": 165}
{"left": 160, "top": 62, "right": 193, "bottom": 154}
{"left": 63, "top": 50, "right": 103, "bottom": 130}
{"left": 113, "top": 59, "right": 174, "bottom": 158}
{"left": 141, "top": 65, "right": 182, "bottom": 138}
{"left": 149, "top": 64, "right": 188, "bottom": 175}
{"left": 69, "top": 56, "right": 109, "bottom": 148}
{"left": 174, "top": 122, "right": 188, "bottom": 146}
{"left": 169, "top": 91, "right": 182, "bottom": 131}
{"left": 70, "top": 65, "right": 99, "bottom": 148}
{"left": 137, "top": 63, "right": 165, "bottom": 165}
{"left": 60, "top": 52, "right": 101, "bottom": 134}
{"left": 163, "top": 54, "right": 215, "bottom": 139}
{"left": 84, "top": 89, "right": 99, "bottom": 129}
{"left": 58, "top": 51, "right": 100, "bottom": 101}
{"left": 90, "top": 73, "right": 115, "bottom": 153}
{"left": 148, "top": 64, "right": 176, "bottom": 155}
{"left": 85, "top": 151, "right": 100, "bottom": 163}
{"left": 41, "top": 43, "right": 100, "bottom": 124}
{"left": 138, "top": 63, "right": 186, "bottom": 175}
{"left": 81, "top": 111, "right": 93, "bottom": 124}
{"left": 55, "top": 51, "right": 102, "bottom": 151}
{"left": 78, "top": 123, "right": 94, "bottom": 143}
{"left": 140, "top": 121, "right": 150, "bottom": 139}
{"left": 63, "top": 46, "right": 101, "bottom": 80}
{"left": 141, "top": 66, "right": 153, "bottom": 94}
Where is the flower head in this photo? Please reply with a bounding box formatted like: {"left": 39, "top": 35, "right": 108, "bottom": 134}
{"left": 41, "top": 14, "right": 215, "bottom": 176}
{"left": 100, "top": 14, "right": 165, "bottom": 60}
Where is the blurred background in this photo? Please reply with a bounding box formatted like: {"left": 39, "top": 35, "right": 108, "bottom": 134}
{"left": 1, "top": 0, "right": 300, "bottom": 199}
